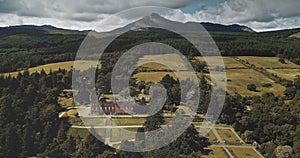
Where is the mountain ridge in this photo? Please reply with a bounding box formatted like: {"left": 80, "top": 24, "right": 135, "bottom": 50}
{"left": 110, "top": 13, "right": 255, "bottom": 33}
{"left": 1, "top": 13, "right": 300, "bottom": 35}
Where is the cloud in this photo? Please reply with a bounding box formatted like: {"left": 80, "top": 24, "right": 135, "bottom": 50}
{"left": 0, "top": 0, "right": 299, "bottom": 32}
{"left": 165, "top": 0, "right": 300, "bottom": 31}
{"left": 194, "top": 0, "right": 300, "bottom": 23}
{"left": 0, "top": 0, "right": 196, "bottom": 22}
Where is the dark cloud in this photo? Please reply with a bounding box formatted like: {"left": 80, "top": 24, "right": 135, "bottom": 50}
{"left": 196, "top": 0, "right": 300, "bottom": 23}
{"left": 0, "top": 0, "right": 197, "bottom": 21}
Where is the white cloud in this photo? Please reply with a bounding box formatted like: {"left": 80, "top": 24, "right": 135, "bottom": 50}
{"left": 164, "top": 0, "right": 300, "bottom": 31}
{"left": 0, "top": 0, "right": 196, "bottom": 21}
{"left": 194, "top": 0, "right": 300, "bottom": 23}
{"left": 0, "top": 0, "right": 299, "bottom": 32}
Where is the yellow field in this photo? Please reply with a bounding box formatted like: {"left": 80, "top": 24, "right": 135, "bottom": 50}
{"left": 289, "top": 32, "right": 300, "bottom": 38}
{"left": 267, "top": 69, "right": 300, "bottom": 81}
{"left": 238, "top": 56, "right": 300, "bottom": 69}
{"left": 224, "top": 69, "right": 286, "bottom": 96}
{"left": 138, "top": 54, "right": 189, "bottom": 71}
{"left": 138, "top": 55, "right": 246, "bottom": 70}
{"left": 1, "top": 60, "right": 101, "bottom": 77}
{"left": 134, "top": 68, "right": 285, "bottom": 96}
{"left": 133, "top": 71, "right": 198, "bottom": 83}
{"left": 202, "top": 147, "right": 229, "bottom": 158}
{"left": 139, "top": 62, "right": 170, "bottom": 71}
{"left": 205, "top": 130, "right": 218, "bottom": 143}
{"left": 195, "top": 56, "right": 247, "bottom": 69}
{"left": 216, "top": 129, "right": 240, "bottom": 144}
{"left": 228, "top": 147, "right": 262, "bottom": 158}
{"left": 111, "top": 118, "right": 146, "bottom": 126}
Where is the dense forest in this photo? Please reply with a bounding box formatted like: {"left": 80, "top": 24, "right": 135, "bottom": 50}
{"left": 219, "top": 76, "right": 300, "bottom": 157}
{"left": 0, "top": 69, "right": 211, "bottom": 157}
{"left": 0, "top": 25, "right": 300, "bottom": 157}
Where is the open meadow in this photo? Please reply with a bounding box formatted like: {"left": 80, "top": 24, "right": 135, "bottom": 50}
{"left": 238, "top": 56, "right": 300, "bottom": 69}
{"left": 1, "top": 60, "right": 101, "bottom": 77}
{"left": 267, "top": 69, "right": 300, "bottom": 81}
{"left": 195, "top": 56, "right": 247, "bottom": 69}
{"left": 224, "top": 69, "right": 286, "bottom": 96}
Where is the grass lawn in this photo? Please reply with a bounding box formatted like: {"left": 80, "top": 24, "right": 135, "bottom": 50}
{"left": 111, "top": 118, "right": 146, "bottom": 126}
{"left": 81, "top": 117, "right": 107, "bottom": 126}
{"left": 195, "top": 56, "right": 247, "bottom": 69}
{"left": 216, "top": 129, "right": 240, "bottom": 144}
{"left": 224, "top": 69, "right": 286, "bottom": 96}
{"left": 228, "top": 147, "right": 262, "bottom": 158}
{"left": 111, "top": 128, "right": 137, "bottom": 142}
{"left": 238, "top": 56, "right": 300, "bottom": 69}
{"left": 202, "top": 147, "right": 229, "bottom": 158}
{"left": 1, "top": 60, "right": 101, "bottom": 77}
{"left": 267, "top": 69, "right": 300, "bottom": 81}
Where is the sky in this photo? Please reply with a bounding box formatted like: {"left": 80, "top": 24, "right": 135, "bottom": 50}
{"left": 0, "top": 0, "right": 299, "bottom": 32}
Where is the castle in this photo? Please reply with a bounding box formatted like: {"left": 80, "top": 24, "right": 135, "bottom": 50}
{"left": 90, "top": 94, "right": 136, "bottom": 115}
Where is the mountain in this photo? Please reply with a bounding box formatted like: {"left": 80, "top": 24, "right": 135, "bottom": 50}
{"left": 0, "top": 25, "right": 87, "bottom": 38}
{"left": 111, "top": 13, "right": 255, "bottom": 33}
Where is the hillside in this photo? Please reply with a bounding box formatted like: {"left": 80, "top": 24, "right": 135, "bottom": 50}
{"left": 289, "top": 32, "right": 300, "bottom": 38}
{"left": 0, "top": 14, "right": 299, "bottom": 74}
{"left": 111, "top": 13, "right": 254, "bottom": 33}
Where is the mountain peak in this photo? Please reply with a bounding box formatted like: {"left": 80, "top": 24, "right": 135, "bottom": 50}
{"left": 149, "top": 13, "right": 161, "bottom": 18}
{"left": 111, "top": 13, "right": 254, "bottom": 33}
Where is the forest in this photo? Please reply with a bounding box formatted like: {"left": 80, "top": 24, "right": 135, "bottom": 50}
{"left": 0, "top": 26, "right": 300, "bottom": 157}
{"left": 0, "top": 27, "right": 300, "bottom": 73}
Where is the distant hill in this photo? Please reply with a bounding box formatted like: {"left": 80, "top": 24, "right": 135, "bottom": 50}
{"left": 111, "top": 13, "right": 255, "bottom": 33}
{"left": 0, "top": 25, "right": 87, "bottom": 38}
{"left": 0, "top": 14, "right": 299, "bottom": 73}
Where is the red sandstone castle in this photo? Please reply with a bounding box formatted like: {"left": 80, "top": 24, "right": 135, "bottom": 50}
{"left": 90, "top": 95, "right": 136, "bottom": 115}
